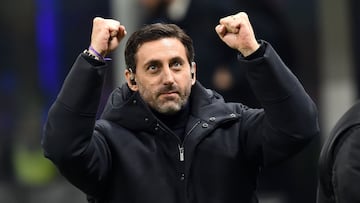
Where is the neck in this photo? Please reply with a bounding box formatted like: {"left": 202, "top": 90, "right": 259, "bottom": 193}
{"left": 152, "top": 102, "right": 190, "bottom": 140}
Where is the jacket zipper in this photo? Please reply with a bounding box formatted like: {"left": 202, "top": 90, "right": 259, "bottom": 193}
{"left": 177, "top": 120, "right": 201, "bottom": 162}
{"left": 157, "top": 120, "right": 201, "bottom": 162}
{"left": 178, "top": 145, "right": 185, "bottom": 161}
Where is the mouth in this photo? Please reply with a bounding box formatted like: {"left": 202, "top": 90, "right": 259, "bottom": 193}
{"left": 159, "top": 91, "right": 179, "bottom": 98}
{"left": 161, "top": 91, "right": 178, "bottom": 96}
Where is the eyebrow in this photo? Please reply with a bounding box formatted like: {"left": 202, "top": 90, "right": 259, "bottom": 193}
{"left": 169, "top": 56, "right": 186, "bottom": 64}
{"left": 143, "top": 56, "right": 186, "bottom": 68}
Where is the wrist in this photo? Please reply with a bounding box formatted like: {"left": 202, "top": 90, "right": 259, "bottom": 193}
{"left": 243, "top": 40, "right": 266, "bottom": 60}
{"left": 83, "top": 49, "right": 101, "bottom": 61}
{"left": 239, "top": 42, "right": 260, "bottom": 57}
{"left": 88, "top": 46, "right": 112, "bottom": 61}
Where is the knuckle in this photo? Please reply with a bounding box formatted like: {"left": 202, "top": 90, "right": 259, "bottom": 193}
{"left": 107, "top": 19, "right": 121, "bottom": 29}
{"left": 93, "top": 17, "right": 103, "bottom": 24}
{"left": 238, "top": 12, "right": 248, "bottom": 18}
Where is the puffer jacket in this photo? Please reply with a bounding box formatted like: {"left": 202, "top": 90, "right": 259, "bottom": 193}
{"left": 42, "top": 41, "right": 319, "bottom": 203}
{"left": 317, "top": 101, "right": 360, "bottom": 203}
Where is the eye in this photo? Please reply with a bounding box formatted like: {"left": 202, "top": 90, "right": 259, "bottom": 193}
{"left": 170, "top": 60, "right": 183, "bottom": 70}
{"left": 147, "top": 64, "right": 158, "bottom": 72}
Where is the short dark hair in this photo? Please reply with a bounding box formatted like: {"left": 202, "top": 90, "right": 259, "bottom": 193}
{"left": 124, "top": 23, "right": 195, "bottom": 72}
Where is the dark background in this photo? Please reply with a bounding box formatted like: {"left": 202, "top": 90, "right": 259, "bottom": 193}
{"left": 0, "top": 0, "right": 357, "bottom": 202}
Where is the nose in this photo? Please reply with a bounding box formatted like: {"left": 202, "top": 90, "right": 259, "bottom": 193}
{"left": 161, "top": 67, "right": 175, "bottom": 85}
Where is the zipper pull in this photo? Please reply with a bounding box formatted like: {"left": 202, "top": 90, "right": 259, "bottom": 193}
{"left": 178, "top": 145, "right": 184, "bottom": 162}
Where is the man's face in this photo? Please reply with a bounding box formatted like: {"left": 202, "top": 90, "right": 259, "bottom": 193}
{"left": 130, "top": 38, "right": 196, "bottom": 115}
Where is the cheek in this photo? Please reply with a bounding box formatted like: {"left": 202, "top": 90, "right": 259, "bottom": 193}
{"left": 137, "top": 81, "right": 157, "bottom": 98}
{"left": 179, "top": 78, "right": 193, "bottom": 97}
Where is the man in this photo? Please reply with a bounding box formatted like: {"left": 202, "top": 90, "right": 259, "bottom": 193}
{"left": 42, "top": 12, "right": 319, "bottom": 203}
{"left": 317, "top": 101, "right": 360, "bottom": 203}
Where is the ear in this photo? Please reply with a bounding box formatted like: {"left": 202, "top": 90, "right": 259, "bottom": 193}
{"left": 191, "top": 62, "right": 196, "bottom": 85}
{"left": 125, "top": 69, "right": 138, "bottom": 91}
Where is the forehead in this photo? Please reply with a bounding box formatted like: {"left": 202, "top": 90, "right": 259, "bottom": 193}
{"left": 136, "top": 38, "right": 187, "bottom": 62}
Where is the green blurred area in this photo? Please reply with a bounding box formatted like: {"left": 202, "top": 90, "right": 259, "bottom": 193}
{"left": 13, "top": 146, "right": 57, "bottom": 186}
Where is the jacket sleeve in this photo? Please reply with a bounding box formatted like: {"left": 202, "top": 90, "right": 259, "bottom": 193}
{"left": 238, "top": 41, "right": 320, "bottom": 166}
{"left": 41, "top": 54, "right": 112, "bottom": 197}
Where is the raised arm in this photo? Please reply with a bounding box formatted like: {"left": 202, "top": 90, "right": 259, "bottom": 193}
{"left": 216, "top": 12, "right": 319, "bottom": 166}
{"left": 41, "top": 17, "right": 126, "bottom": 196}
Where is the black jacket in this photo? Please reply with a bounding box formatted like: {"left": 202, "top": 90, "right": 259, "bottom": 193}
{"left": 42, "top": 41, "right": 319, "bottom": 203}
{"left": 317, "top": 101, "right": 360, "bottom": 203}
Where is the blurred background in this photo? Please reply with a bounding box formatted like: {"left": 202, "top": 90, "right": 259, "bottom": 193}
{"left": 0, "top": 0, "right": 358, "bottom": 202}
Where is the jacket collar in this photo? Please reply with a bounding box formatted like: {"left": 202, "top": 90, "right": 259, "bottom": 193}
{"left": 100, "top": 81, "right": 236, "bottom": 132}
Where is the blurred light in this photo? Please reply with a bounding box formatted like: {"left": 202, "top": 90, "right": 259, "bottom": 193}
{"left": 36, "top": 0, "right": 59, "bottom": 97}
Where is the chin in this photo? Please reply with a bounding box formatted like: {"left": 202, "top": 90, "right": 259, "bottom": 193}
{"left": 157, "top": 104, "right": 182, "bottom": 115}
{"left": 159, "top": 108, "right": 181, "bottom": 115}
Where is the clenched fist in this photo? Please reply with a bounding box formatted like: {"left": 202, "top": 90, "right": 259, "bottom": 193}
{"left": 89, "top": 17, "right": 127, "bottom": 58}
{"left": 215, "top": 12, "right": 259, "bottom": 57}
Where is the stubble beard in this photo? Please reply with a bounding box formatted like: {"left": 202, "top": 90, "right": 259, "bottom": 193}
{"left": 154, "top": 96, "right": 186, "bottom": 115}
{"left": 141, "top": 85, "right": 191, "bottom": 115}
